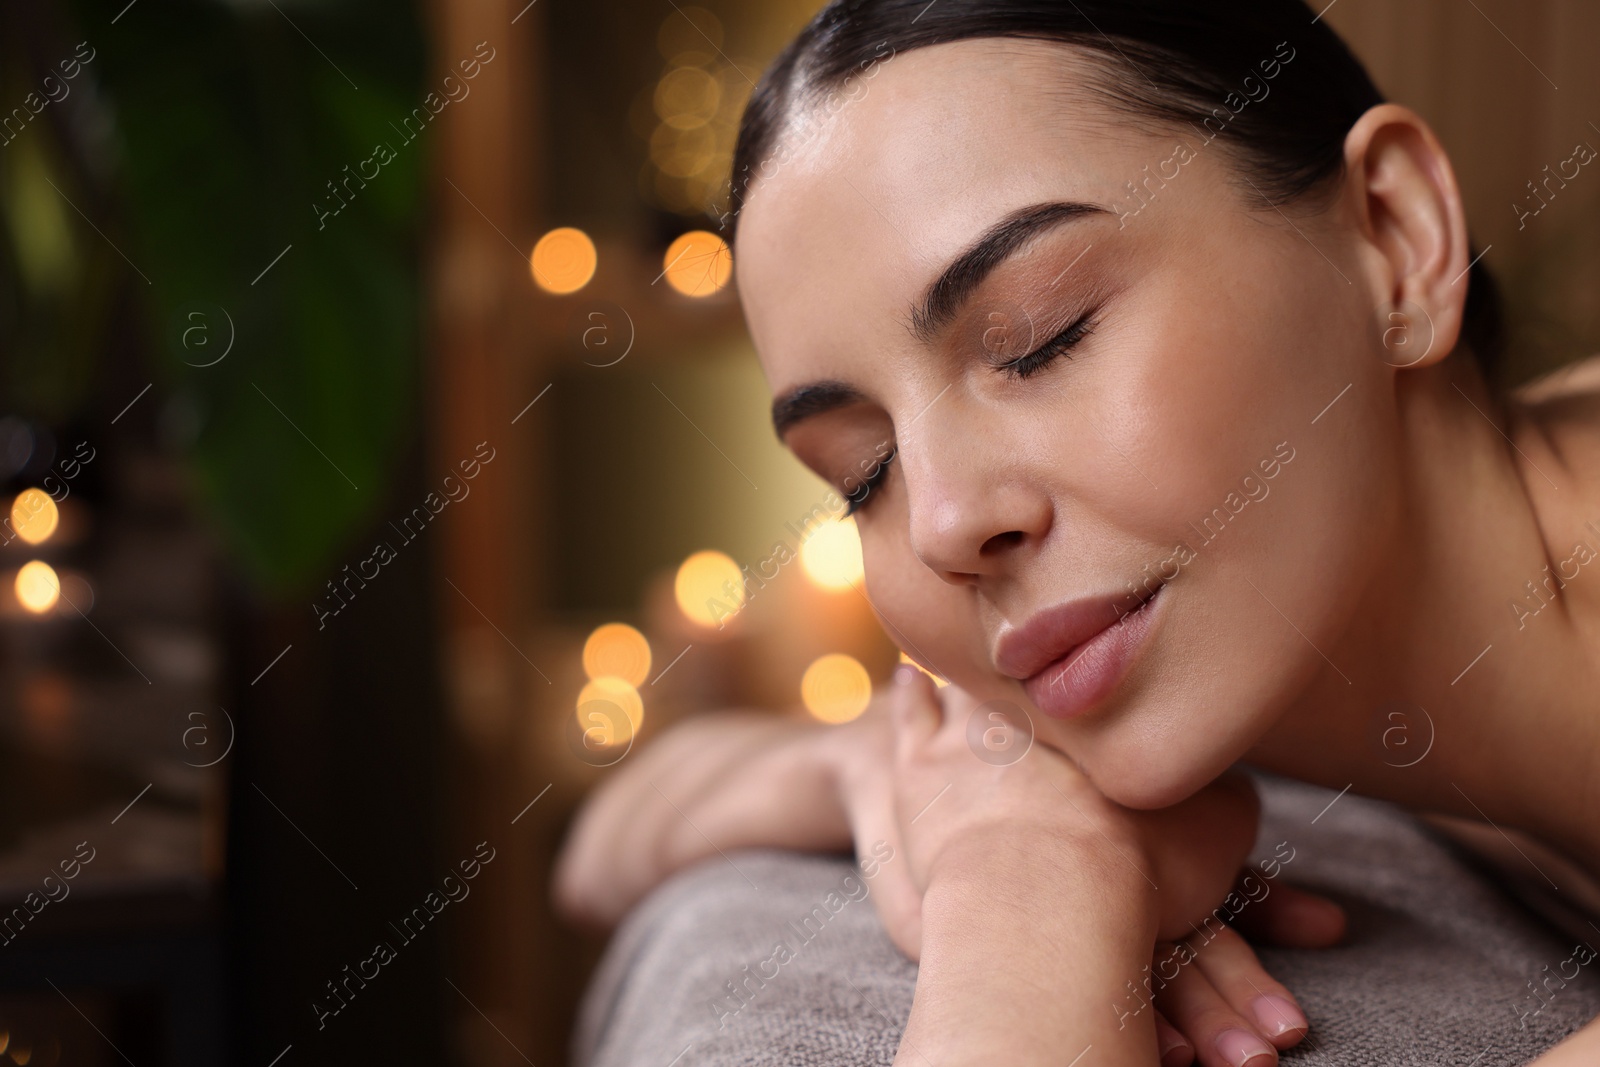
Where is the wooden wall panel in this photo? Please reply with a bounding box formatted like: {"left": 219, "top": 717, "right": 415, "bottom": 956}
{"left": 1328, "top": 0, "right": 1600, "bottom": 377}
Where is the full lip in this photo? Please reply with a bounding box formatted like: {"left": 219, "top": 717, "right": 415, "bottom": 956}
{"left": 993, "top": 582, "right": 1163, "bottom": 683}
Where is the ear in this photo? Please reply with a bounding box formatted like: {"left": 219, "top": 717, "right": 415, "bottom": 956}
{"left": 1341, "top": 103, "right": 1471, "bottom": 369}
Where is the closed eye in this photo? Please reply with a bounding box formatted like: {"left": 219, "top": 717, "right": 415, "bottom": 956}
{"left": 843, "top": 445, "right": 896, "bottom": 517}
{"left": 838, "top": 310, "right": 1093, "bottom": 516}
{"left": 994, "top": 309, "right": 1099, "bottom": 380}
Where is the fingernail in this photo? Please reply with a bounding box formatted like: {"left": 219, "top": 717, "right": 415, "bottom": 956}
{"left": 1155, "top": 1025, "right": 1191, "bottom": 1067}
{"left": 1249, "top": 994, "right": 1308, "bottom": 1038}
{"left": 1159, "top": 1043, "right": 1191, "bottom": 1067}
{"left": 1214, "top": 1028, "right": 1276, "bottom": 1067}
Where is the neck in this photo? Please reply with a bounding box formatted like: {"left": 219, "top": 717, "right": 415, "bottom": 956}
{"left": 1247, "top": 355, "right": 1600, "bottom": 876}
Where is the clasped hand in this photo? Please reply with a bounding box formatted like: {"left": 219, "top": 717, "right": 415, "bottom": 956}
{"left": 817, "top": 666, "right": 1344, "bottom": 1067}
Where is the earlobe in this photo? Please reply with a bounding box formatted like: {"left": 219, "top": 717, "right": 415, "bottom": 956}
{"left": 1343, "top": 103, "right": 1470, "bottom": 370}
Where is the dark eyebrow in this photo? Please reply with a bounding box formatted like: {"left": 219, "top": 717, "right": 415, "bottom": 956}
{"left": 908, "top": 199, "right": 1111, "bottom": 345}
{"left": 770, "top": 199, "right": 1110, "bottom": 439}
{"left": 771, "top": 380, "right": 866, "bottom": 439}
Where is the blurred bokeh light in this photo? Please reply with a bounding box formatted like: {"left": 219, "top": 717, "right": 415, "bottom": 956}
{"left": 576, "top": 675, "right": 645, "bottom": 745}
{"left": 9, "top": 488, "right": 59, "bottom": 545}
{"left": 800, "top": 517, "right": 864, "bottom": 591}
{"left": 531, "top": 226, "right": 599, "bottom": 294}
{"left": 673, "top": 548, "right": 743, "bottom": 627}
{"left": 662, "top": 230, "right": 732, "bottom": 297}
{"left": 15, "top": 559, "right": 60, "bottom": 614}
{"left": 800, "top": 653, "right": 871, "bottom": 723}
{"left": 582, "top": 622, "right": 652, "bottom": 686}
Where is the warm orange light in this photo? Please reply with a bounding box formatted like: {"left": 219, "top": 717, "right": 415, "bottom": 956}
{"left": 900, "top": 651, "right": 949, "bottom": 687}
{"left": 654, "top": 65, "right": 721, "bottom": 130}
{"left": 801, "top": 654, "right": 872, "bottom": 723}
{"left": 800, "top": 517, "right": 863, "bottom": 592}
{"left": 10, "top": 489, "right": 58, "bottom": 545}
{"left": 674, "top": 550, "right": 743, "bottom": 628}
{"left": 530, "top": 227, "right": 597, "bottom": 294}
{"left": 649, "top": 122, "right": 718, "bottom": 178}
{"left": 662, "top": 230, "right": 731, "bottom": 297}
{"left": 575, "top": 676, "right": 644, "bottom": 746}
{"left": 583, "top": 623, "right": 652, "bottom": 687}
{"left": 15, "top": 561, "right": 59, "bottom": 614}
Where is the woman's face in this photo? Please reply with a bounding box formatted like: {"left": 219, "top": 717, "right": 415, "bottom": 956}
{"left": 735, "top": 39, "right": 1403, "bottom": 808}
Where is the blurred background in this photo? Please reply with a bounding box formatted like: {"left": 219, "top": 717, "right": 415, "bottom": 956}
{"left": 0, "top": 0, "right": 1595, "bottom": 1064}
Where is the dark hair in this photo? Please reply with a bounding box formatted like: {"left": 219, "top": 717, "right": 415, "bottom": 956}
{"left": 724, "top": 0, "right": 1504, "bottom": 376}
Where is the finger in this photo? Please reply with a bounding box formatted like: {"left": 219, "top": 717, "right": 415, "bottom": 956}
{"left": 928, "top": 681, "right": 978, "bottom": 739}
{"left": 889, "top": 663, "right": 941, "bottom": 757}
{"left": 866, "top": 849, "right": 923, "bottom": 961}
{"left": 1229, "top": 875, "right": 1347, "bottom": 948}
{"left": 1189, "top": 925, "right": 1310, "bottom": 1050}
{"left": 1151, "top": 940, "right": 1280, "bottom": 1067}
{"left": 1154, "top": 1011, "right": 1195, "bottom": 1067}
{"left": 841, "top": 763, "right": 924, "bottom": 961}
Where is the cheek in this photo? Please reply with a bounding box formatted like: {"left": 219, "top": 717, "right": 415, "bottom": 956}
{"left": 1048, "top": 245, "right": 1396, "bottom": 805}
{"left": 1130, "top": 271, "right": 1330, "bottom": 527}
{"left": 1135, "top": 246, "right": 1389, "bottom": 609}
{"left": 1085, "top": 223, "right": 1381, "bottom": 589}
{"left": 1092, "top": 398, "right": 1397, "bottom": 808}
{"left": 859, "top": 522, "right": 986, "bottom": 684}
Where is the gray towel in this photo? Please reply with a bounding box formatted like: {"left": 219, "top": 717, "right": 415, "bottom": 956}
{"left": 573, "top": 775, "right": 1600, "bottom": 1066}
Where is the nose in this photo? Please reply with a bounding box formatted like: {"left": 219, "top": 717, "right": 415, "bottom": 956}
{"left": 898, "top": 407, "right": 1052, "bottom": 584}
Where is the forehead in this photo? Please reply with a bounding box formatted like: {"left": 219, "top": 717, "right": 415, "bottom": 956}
{"left": 733, "top": 37, "right": 1153, "bottom": 393}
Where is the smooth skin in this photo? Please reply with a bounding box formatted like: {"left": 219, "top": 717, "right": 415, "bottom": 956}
{"left": 726, "top": 37, "right": 1600, "bottom": 1064}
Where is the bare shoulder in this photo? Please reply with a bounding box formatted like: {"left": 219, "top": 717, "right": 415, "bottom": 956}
{"left": 1419, "top": 813, "right": 1600, "bottom": 934}
{"left": 1516, "top": 351, "right": 1600, "bottom": 403}
{"left": 1514, "top": 352, "right": 1600, "bottom": 412}
{"left": 1509, "top": 354, "right": 1600, "bottom": 515}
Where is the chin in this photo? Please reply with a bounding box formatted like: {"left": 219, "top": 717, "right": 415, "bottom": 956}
{"left": 1069, "top": 565, "right": 1343, "bottom": 810}
{"left": 1066, "top": 687, "right": 1276, "bottom": 811}
{"left": 1084, "top": 746, "right": 1225, "bottom": 810}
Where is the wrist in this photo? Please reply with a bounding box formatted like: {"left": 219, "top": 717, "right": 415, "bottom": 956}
{"left": 926, "top": 826, "right": 1160, "bottom": 930}
{"left": 905, "top": 833, "right": 1161, "bottom": 1067}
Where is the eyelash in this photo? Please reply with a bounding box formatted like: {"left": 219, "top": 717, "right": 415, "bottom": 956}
{"left": 843, "top": 446, "right": 896, "bottom": 518}
{"left": 838, "top": 309, "right": 1098, "bottom": 516}
{"left": 995, "top": 309, "right": 1099, "bottom": 380}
